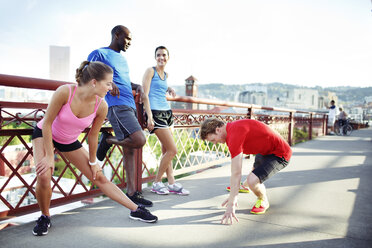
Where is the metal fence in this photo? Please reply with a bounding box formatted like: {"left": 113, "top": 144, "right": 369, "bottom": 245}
{"left": 0, "top": 74, "right": 329, "bottom": 217}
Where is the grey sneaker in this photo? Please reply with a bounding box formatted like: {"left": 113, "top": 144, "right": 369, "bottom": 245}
{"left": 168, "top": 183, "right": 190, "bottom": 195}
{"left": 151, "top": 182, "right": 169, "bottom": 195}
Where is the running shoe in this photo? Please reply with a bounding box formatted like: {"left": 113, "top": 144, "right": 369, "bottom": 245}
{"left": 127, "top": 191, "right": 153, "bottom": 207}
{"left": 97, "top": 131, "right": 112, "bottom": 161}
{"left": 129, "top": 205, "right": 158, "bottom": 223}
{"left": 250, "top": 199, "right": 270, "bottom": 214}
{"left": 226, "top": 183, "right": 250, "bottom": 193}
{"left": 168, "top": 183, "right": 190, "bottom": 195}
{"left": 32, "top": 215, "right": 51, "bottom": 236}
{"left": 151, "top": 182, "right": 169, "bottom": 195}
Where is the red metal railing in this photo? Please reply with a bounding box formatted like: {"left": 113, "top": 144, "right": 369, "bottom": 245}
{"left": 0, "top": 73, "right": 332, "bottom": 217}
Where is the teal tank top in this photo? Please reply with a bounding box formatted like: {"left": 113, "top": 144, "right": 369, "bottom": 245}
{"left": 148, "top": 67, "right": 170, "bottom": 110}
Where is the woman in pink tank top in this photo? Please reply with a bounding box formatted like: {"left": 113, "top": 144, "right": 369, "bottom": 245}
{"left": 32, "top": 61, "right": 157, "bottom": 236}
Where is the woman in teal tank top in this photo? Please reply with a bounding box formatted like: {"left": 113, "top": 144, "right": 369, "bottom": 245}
{"left": 142, "top": 46, "right": 190, "bottom": 196}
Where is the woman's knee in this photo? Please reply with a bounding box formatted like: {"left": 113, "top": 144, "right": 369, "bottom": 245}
{"left": 168, "top": 147, "right": 177, "bottom": 158}
{"left": 92, "top": 172, "right": 109, "bottom": 185}
{"left": 37, "top": 173, "right": 51, "bottom": 187}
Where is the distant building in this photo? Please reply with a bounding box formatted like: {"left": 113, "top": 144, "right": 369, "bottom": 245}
{"left": 349, "top": 107, "right": 364, "bottom": 122}
{"left": 0, "top": 86, "right": 27, "bottom": 102}
{"left": 365, "top": 96, "right": 372, "bottom": 104}
{"left": 185, "top": 75, "right": 198, "bottom": 110}
{"left": 237, "top": 86, "right": 267, "bottom": 106}
{"left": 284, "top": 88, "right": 319, "bottom": 110}
{"left": 49, "top": 45, "right": 70, "bottom": 81}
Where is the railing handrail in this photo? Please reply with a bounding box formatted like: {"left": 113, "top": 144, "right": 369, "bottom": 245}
{"left": 167, "top": 95, "right": 325, "bottom": 116}
{"left": 0, "top": 74, "right": 325, "bottom": 117}
{"left": 0, "top": 73, "right": 72, "bottom": 90}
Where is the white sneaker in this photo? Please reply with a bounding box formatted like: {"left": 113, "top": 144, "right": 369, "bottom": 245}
{"left": 151, "top": 182, "right": 169, "bottom": 195}
{"left": 168, "top": 183, "right": 190, "bottom": 195}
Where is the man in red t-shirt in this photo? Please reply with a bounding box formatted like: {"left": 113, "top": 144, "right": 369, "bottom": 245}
{"left": 200, "top": 118, "right": 292, "bottom": 225}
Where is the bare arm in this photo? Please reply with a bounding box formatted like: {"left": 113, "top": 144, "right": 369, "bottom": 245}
{"left": 87, "top": 100, "right": 108, "bottom": 180}
{"left": 142, "top": 67, "right": 155, "bottom": 131}
{"left": 221, "top": 152, "right": 243, "bottom": 225}
{"left": 36, "top": 85, "right": 70, "bottom": 176}
{"left": 167, "top": 87, "right": 176, "bottom": 97}
{"left": 165, "top": 72, "right": 176, "bottom": 97}
{"left": 131, "top": 82, "right": 144, "bottom": 104}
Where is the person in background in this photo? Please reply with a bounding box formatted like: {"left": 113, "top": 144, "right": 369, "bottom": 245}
{"left": 338, "top": 107, "right": 348, "bottom": 127}
{"left": 327, "top": 100, "right": 339, "bottom": 135}
{"left": 32, "top": 61, "right": 157, "bottom": 236}
{"left": 142, "top": 46, "right": 189, "bottom": 195}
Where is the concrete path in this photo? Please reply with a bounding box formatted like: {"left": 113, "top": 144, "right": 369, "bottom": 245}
{"left": 1, "top": 128, "right": 371, "bottom": 248}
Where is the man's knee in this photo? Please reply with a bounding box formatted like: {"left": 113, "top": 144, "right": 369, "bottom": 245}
{"left": 129, "top": 131, "right": 146, "bottom": 148}
{"left": 246, "top": 173, "right": 260, "bottom": 188}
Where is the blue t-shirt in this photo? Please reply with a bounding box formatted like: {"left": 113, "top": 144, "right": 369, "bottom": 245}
{"left": 148, "top": 67, "right": 170, "bottom": 110}
{"left": 87, "top": 47, "right": 136, "bottom": 109}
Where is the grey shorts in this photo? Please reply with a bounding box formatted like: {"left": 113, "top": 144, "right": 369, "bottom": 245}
{"left": 252, "top": 154, "right": 289, "bottom": 183}
{"left": 107, "top": 105, "right": 142, "bottom": 141}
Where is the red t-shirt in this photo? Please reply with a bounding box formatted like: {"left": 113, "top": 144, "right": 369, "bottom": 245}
{"left": 226, "top": 119, "right": 292, "bottom": 161}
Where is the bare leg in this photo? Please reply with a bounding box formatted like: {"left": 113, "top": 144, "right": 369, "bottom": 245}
{"left": 107, "top": 130, "right": 145, "bottom": 149}
{"left": 106, "top": 130, "right": 146, "bottom": 196}
{"left": 123, "top": 147, "right": 136, "bottom": 196}
{"left": 63, "top": 148, "right": 137, "bottom": 211}
{"left": 33, "top": 138, "right": 52, "bottom": 217}
{"left": 154, "top": 128, "right": 177, "bottom": 185}
{"left": 244, "top": 172, "right": 268, "bottom": 203}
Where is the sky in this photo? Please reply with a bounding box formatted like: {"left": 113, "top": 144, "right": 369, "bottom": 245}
{"left": 0, "top": 0, "right": 371, "bottom": 88}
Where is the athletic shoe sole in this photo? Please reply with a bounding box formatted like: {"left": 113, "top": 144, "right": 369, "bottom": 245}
{"left": 169, "top": 190, "right": 189, "bottom": 195}
{"left": 250, "top": 205, "right": 270, "bottom": 214}
{"left": 32, "top": 223, "right": 51, "bottom": 236}
{"left": 226, "top": 187, "right": 250, "bottom": 193}
{"left": 151, "top": 189, "right": 169, "bottom": 195}
{"left": 129, "top": 215, "right": 157, "bottom": 223}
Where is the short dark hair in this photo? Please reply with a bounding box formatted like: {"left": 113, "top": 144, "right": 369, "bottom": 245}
{"left": 111, "top": 25, "right": 129, "bottom": 36}
{"left": 155, "top": 46, "right": 169, "bottom": 58}
{"left": 200, "top": 118, "right": 225, "bottom": 140}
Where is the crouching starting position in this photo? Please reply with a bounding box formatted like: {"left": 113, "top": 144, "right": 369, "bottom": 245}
{"left": 200, "top": 118, "right": 292, "bottom": 225}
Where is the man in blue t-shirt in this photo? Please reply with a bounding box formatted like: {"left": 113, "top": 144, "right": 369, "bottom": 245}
{"left": 88, "top": 25, "right": 152, "bottom": 208}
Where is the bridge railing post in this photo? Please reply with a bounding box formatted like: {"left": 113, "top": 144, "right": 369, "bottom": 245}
{"left": 309, "top": 113, "right": 313, "bottom": 140}
{"left": 288, "top": 112, "right": 294, "bottom": 146}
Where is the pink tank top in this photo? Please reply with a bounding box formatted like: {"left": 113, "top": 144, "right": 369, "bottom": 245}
{"left": 37, "top": 85, "right": 103, "bottom": 144}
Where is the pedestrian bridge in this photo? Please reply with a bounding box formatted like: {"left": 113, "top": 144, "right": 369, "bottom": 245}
{"left": 1, "top": 127, "right": 371, "bottom": 248}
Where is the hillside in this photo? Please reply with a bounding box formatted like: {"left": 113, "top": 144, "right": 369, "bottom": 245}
{"left": 172, "top": 83, "right": 372, "bottom": 106}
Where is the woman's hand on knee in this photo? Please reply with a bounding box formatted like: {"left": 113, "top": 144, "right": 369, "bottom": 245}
{"left": 90, "top": 164, "right": 102, "bottom": 181}
{"left": 36, "top": 156, "right": 55, "bottom": 176}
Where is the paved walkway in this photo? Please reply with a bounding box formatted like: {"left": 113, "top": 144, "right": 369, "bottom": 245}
{"left": 1, "top": 128, "right": 371, "bottom": 248}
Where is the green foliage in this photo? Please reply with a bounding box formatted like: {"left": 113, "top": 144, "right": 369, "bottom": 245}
{"left": 54, "top": 155, "right": 78, "bottom": 179}
{"left": 0, "top": 122, "right": 33, "bottom": 146}
{"left": 294, "top": 127, "right": 308, "bottom": 144}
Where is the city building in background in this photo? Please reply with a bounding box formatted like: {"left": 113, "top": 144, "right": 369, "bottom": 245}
{"left": 185, "top": 75, "right": 198, "bottom": 110}
{"left": 49, "top": 45, "right": 70, "bottom": 81}
{"left": 237, "top": 85, "right": 267, "bottom": 106}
